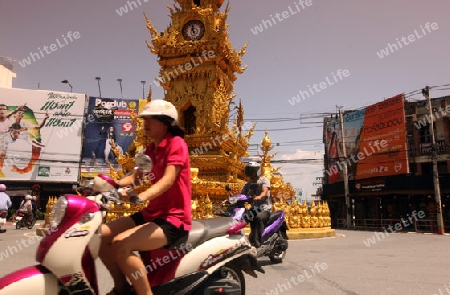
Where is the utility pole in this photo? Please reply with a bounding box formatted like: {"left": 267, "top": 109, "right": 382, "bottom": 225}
{"left": 339, "top": 107, "right": 351, "bottom": 229}
{"left": 422, "top": 86, "right": 444, "bottom": 234}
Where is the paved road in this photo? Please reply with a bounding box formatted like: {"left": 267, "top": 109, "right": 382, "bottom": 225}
{"left": 1, "top": 224, "right": 449, "bottom": 295}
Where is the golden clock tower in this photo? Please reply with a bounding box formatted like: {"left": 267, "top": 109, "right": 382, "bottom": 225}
{"left": 145, "top": 0, "right": 252, "bottom": 185}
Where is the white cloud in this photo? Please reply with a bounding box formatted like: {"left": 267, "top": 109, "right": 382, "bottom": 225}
{"left": 275, "top": 149, "right": 324, "bottom": 199}
{"left": 281, "top": 149, "right": 323, "bottom": 160}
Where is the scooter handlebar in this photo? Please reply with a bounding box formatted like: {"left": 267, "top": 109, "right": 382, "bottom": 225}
{"left": 117, "top": 188, "right": 143, "bottom": 204}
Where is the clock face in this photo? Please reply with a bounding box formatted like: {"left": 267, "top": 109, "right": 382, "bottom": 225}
{"left": 182, "top": 20, "right": 205, "bottom": 41}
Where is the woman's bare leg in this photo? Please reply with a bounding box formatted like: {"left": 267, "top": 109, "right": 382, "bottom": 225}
{"left": 99, "top": 217, "right": 136, "bottom": 294}
{"left": 112, "top": 222, "right": 168, "bottom": 295}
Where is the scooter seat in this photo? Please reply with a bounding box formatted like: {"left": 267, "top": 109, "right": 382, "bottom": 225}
{"left": 267, "top": 210, "right": 283, "bottom": 226}
{"left": 169, "top": 217, "right": 237, "bottom": 250}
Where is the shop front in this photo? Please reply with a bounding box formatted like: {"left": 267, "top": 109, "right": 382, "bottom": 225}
{"left": 2, "top": 181, "right": 76, "bottom": 214}
{"left": 323, "top": 174, "right": 450, "bottom": 232}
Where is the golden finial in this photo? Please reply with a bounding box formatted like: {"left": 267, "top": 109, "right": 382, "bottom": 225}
{"left": 147, "top": 85, "right": 153, "bottom": 101}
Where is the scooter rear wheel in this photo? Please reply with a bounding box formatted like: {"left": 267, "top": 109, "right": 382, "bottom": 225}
{"left": 268, "top": 238, "right": 288, "bottom": 264}
{"left": 199, "top": 264, "right": 245, "bottom": 295}
{"left": 219, "top": 265, "right": 246, "bottom": 295}
{"left": 269, "top": 250, "right": 286, "bottom": 264}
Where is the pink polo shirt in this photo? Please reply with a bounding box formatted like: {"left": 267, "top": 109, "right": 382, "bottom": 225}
{"left": 141, "top": 133, "right": 192, "bottom": 231}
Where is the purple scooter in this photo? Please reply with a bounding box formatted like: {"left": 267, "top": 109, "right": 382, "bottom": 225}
{"left": 217, "top": 185, "right": 289, "bottom": 264}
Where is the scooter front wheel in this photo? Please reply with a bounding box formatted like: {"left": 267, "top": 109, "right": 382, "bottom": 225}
{"left": 28, "top": 217, "right": 37, "bottom": 229}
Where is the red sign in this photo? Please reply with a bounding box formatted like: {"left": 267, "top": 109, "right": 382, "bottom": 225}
{"left": 356, "top": 94, "right": 408, "bottom": 179}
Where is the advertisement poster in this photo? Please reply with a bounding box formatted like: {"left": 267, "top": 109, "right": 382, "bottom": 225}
{"left": 325, "top": 94, "right": 408, "bottom": 183}
{"left": 356, "top": 94, "right": 408, "bottom": 179}
{"left": 0, "top": 87, "right": 86, "bottom": 182}
{"left": 325, "top": 117, "right": 343, "bottom": 184}
{"left": 81, "top": 97, "right": 139, "bottom": 175}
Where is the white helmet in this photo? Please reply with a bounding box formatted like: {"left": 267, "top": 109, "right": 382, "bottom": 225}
{"left": 138, "top": 100, "right": 178, "bottom": 121}
{"left": 92, "top": 174, "right": 118, "bottom": 192}
{"left": 25, "top": 195, "right": 32, "bottom": 200}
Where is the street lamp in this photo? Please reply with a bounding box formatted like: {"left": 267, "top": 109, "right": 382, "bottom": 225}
{"left": 141, "top": 80, "right": 146, "bottom": 99}
{"left": 61, "top": 79, "right": 73, "bottom": 92}
{"left": 117, "top": 78, "right": 123, "bottom": 98}
{"left": 95, "top": 77, "right": 102, "bottom": 98}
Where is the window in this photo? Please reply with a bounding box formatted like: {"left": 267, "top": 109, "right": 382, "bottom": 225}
{"left": 419, "top": 124, "right": 432, "bottom": 143}
{"left": 183, "top": 106, "right": 196, "bottom": 135}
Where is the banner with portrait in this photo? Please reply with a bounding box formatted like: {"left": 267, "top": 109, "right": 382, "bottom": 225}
{"left": 0, "top": 87, "right": 86, "bottom": 182}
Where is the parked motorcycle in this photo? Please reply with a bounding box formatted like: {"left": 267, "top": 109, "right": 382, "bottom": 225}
{"left": 0, "top": 154, "right": 264, "bottom": 295}
{"left": 216, "top": 185, "right": 289, "bottom": 264}
{"left": 0, "top": 210, "right": 7, "bottom": 233}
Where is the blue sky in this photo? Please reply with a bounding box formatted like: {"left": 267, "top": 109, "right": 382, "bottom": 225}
{"left": 1, "top": 0, "right": 449, "bottom": 197}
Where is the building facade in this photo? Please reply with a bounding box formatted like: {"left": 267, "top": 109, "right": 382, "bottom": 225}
{"left": 0, "top": 57, "right": 17, "bottom": 88}
{"left": 322, "top": 94, "right": 450, "bottom": 233}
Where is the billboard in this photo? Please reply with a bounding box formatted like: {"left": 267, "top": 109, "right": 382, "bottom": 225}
{"left": 0, "top": 88, "right": 86, "bottom": 182}
{"left": 356, "top": 94, "right": 408, "bottom": 179}
{"left": 325, "top": 117, "right": 343, "bottom": 184}
{"left": 81, "top": 97, "right": 139, "bottom": 175}
{"left": 325, "top": 94, "right": 408, "bottom": 183}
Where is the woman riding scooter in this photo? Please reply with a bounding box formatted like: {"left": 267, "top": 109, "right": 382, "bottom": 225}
{"left": 99, "top": 100, "right": 192, "bottom": 295}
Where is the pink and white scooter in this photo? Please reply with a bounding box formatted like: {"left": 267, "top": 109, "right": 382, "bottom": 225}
{"left": 0, "top": 155, "right": 264, "bottom": 295}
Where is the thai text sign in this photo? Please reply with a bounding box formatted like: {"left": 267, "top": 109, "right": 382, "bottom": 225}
{"left": 0, "top": 87, "right": 86, "bottom": 182}
{"left": 356, "top": 94, "right": 408, "bottom": 179}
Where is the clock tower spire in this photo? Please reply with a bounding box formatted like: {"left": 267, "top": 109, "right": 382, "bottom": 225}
{"left": 145, "top": 0, "right": 251, "bottom": 183}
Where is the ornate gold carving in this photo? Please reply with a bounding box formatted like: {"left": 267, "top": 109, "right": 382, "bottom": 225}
{"left": 90, "top": 0, "right": 332, "bottom": 233}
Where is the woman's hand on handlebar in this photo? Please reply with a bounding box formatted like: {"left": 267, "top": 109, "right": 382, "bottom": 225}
{"left": 117, "top": 187, "right": 143, "bottom": 204}
{"left": 118, "top": 187, "right": 133, "bottom": 201}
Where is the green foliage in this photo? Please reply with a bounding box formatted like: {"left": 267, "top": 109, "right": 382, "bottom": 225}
{"left": 36, "top": 211, "right": 45, "bottom": 220}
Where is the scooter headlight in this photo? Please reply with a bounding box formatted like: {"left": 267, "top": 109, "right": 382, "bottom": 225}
{"left": 50, "top": 196, "right": 68, "bottom": 228}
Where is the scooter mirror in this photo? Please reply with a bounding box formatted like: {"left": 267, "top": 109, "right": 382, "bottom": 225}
{"left": 135, "top": 153, "right": 153, "bottom": 173}
{"left": 225, "top": 184, "right": 231, "bottom": 192}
